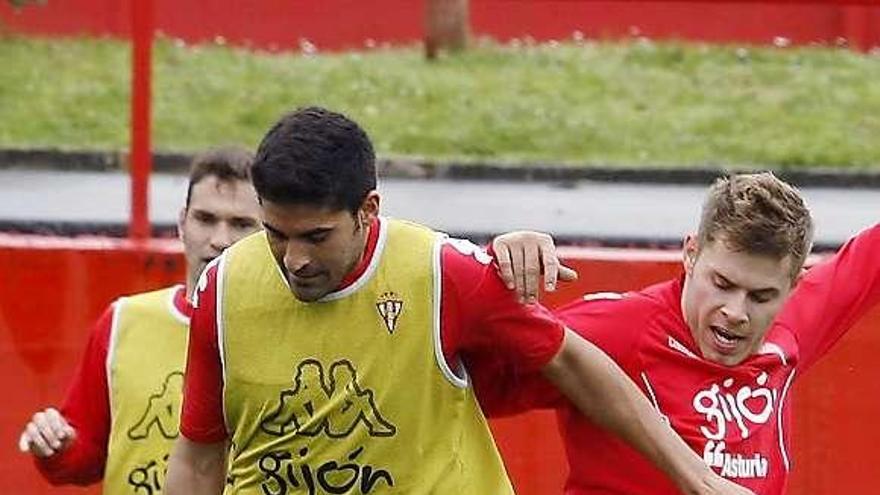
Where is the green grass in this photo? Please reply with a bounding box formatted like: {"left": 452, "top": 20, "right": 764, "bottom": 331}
{"left": 1, "top": 34, "right": 879, "bottom": 169}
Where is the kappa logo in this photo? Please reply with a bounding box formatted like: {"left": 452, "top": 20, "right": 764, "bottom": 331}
{"left": 376, "top": 291, "right": 404, "bottom": 334}
{"left": 261, "top": 359, "right": 396, "bottom": 439}
{"left": 128, "top": 371, "right": 183, "bottom": 440}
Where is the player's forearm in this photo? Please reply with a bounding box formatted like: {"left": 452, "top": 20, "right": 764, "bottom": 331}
{"left": 542, "top": 330, "right": 715, "bottom": 494}
{"left": 165, "top": 437, "right": 227, "bottom": 495}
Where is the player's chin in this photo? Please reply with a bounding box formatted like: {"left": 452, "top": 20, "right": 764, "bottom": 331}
{"left": 289, "top": 281, "right": 330, "bottom": 302}
{"left": 701, "top": 337, "right": 749, "bottom": 366}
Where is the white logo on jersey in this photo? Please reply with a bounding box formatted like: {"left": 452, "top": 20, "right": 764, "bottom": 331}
{"left": 692, "top": 373, "right": 778, "bottom": 479}
{"left": 693, "top": 373, "right": 776, "bottom": 441}
{"left": 445, "top": 238, "right": 492, "bottom": 265}
{"left": 703, "top": 440, "right": 769, "bottom": 479}
{"left": 376, "top": 292, "right": 404, "bottom": 334}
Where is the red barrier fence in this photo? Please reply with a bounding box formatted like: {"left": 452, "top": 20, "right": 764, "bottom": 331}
{"left": 2, "top": 236, "right": 878, "bottom": 493}
{"left": 0, "top": 235, "right": 184, "bottom": 495}
{"left": 2, "top": 1, "right": 879, "bottom": 50}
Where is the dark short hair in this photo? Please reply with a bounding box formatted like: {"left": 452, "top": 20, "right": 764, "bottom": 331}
{"left": 185, "top": 146, "right": 254, "bottom": 208}
{"left": 698, "top": 172, "right": 813, "bottom": 280}
{"left": 251, "top": 106, "right": 376, "bottom": 213}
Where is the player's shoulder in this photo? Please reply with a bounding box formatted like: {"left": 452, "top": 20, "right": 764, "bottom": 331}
{"left": 88, "top": 286, "right": 176, "bottom": 345}
{"left": 442, "top": 237, "right": 493, "bottom": 262}
{"left": 110, "top": 285, "right": 182, "bottom": 323}
{"left": 438, "top": 237, "right": 515, "bottom": 305}
{"left": 556, "top": 281, "right": 676, "bottom": 326}
{"left": 440, "top": 236, "right": 494, "bottom": 274}
{"left": 120, "top": 285, "right": 178, "bottom": 305}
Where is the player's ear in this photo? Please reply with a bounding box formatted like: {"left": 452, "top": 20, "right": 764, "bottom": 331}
{"left": 789, "top": 242, "right": 813, "bottom": 289}
{"left": 682, "top": 234, "right": 698, "bottom": 274}
{"left": 177, "top": 207, "right": 187, "bottom": 241}
{"left": 358, "top": 191, "right": 380, "bottom": 225}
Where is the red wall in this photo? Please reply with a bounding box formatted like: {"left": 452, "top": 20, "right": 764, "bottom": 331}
{"left": 0, "top": 235, "right": 184, "bottom": 495}
{"left": 2, "top": 236, "right": 879, "bottom": 493}
{"left": 1, "top": 1, "right": 879, "bottom": 50}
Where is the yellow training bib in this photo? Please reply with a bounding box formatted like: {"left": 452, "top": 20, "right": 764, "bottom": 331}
{"left": 105, "top": 285, "right": 189, "bottom": 494}
{"left": 219, "top": 218, "right": 513, "bottom": 494}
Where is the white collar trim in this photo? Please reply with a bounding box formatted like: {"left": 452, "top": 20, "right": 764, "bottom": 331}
{"left": 167, "top": 284, "right": 190, "bottom": 325}
{"left": 318, "top": 216, "right": 388, "bottom": 302}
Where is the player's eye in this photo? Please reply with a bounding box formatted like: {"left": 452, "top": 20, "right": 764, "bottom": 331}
{"left": 713, "top": 276, "right": 732, "bottom": 290}
{"left": 231, "top": 218, "right": 258, "bottom": 230}
{"left": 749, "top": 292, "right": 773, "bottom": 304}
{"left": 194, "top": 211, "right": 217, "bottom": 225}
{"left": 306, "top": 232, "right": 330, "bottom": 244}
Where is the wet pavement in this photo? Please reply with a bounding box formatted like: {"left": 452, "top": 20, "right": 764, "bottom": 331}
{"left": 0, "top": 169, "right": 877, "bottom": 250}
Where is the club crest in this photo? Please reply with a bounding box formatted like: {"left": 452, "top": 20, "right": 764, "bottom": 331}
{"left": 376, "top": 292, "right": 404, "bottom": 334}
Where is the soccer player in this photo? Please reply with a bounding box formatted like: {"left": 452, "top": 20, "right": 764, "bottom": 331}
{"left": 484, "top": 172, "right": 879, "bottom": 494}
{"left": 18, "top": 147, "right": 262, "bottom": 493}
{"left": 165, "top": 107, "right": 751, "bottom": 495}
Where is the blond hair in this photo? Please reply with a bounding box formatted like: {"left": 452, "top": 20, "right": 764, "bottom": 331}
{"left": 698, "top": 172, "right": 813, "bottom": 280}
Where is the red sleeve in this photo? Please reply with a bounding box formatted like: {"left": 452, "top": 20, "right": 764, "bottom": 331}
{"left": 556, "top": 294, "right": 645, "bottom": 373}
{"left": 180, "top": 259, "right": 228, "bottom": 443}
{"left": 472, "top": 292, "right": 649, "bottom": 417}
{"left": 35, "top": 304, "right": 115, "bottom": 485}
{"left": 438, "top": 239, "right": 565, "bottom": 415}
{"left": 776, "top": 224, "right": 880, "bottom": 372}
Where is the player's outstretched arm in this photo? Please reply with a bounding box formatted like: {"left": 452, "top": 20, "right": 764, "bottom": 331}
{"left": 492, "top": 231, "right": 578, "bottom": 303}
{"left": 165, "top": 437, "right": 227, "bottom": 495}
{"left": 778, "top": 223, "right": 880, "bottom": 370}
{"left": 541, "top": 330, "right": 754, "bottom": 495}
{"left": 18, "top": 407, "right": 76, "bottom": 458}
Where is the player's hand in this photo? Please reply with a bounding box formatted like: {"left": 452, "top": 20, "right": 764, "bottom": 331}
{"left": 18, "top": 407, "right": 76, "bottom": 458}
{"left": 492, "top": 231, "right": 577, "bottom": 303}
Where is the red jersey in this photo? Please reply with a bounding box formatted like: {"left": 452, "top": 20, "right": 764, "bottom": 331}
{"left": 475, "top": 224, "right": 880, "bottom": 495}
{"left": 181, "top": 216, "right": 565, "bottom": 442}
{"left": 35, "top": 285, "right": 190, "bottom": 485}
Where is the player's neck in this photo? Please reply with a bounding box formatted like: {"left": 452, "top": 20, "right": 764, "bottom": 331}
{"left": 337, "top": 216, "right": 380, "bottom": 290}
{"left": 185, "top": 272, "right": 196, "bottom": 302}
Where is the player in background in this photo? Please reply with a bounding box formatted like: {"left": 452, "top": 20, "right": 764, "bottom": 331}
{"left": 483, "top": 172, "right": 879, "bottom": 494}
{"left": 18, "top": 147, "right": 261, "bottom": 494}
